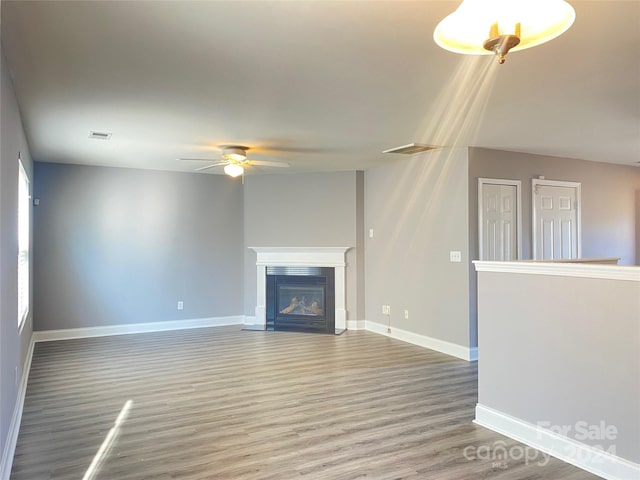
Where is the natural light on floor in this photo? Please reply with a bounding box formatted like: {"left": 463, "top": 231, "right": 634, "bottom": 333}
{"left": 82, "top": 399, "right": 133, "bottom": 480}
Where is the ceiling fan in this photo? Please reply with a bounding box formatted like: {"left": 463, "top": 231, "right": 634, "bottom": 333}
{"left": 178, "top": 145, "right": 289, "bottom": 177}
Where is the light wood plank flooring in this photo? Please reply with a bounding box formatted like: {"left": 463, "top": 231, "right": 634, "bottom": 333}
{"left": 12, "top": 326, "right": 598, "bottom": 479}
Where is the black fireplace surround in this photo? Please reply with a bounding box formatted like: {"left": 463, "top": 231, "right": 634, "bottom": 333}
{"left": 266, "top": 266, "right": 335, "bottom": 333}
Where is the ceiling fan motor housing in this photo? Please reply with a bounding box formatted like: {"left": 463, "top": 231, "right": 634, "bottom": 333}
{"left": 221, "top": 145, "right": 249, "bottom": 162}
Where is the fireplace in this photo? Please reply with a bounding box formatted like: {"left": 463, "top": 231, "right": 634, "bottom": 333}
{"left": 266, "top": 266, "right": 335, "bottom": 333}
{"left": 249, "top": 247, "right": 351, "bottom": 333}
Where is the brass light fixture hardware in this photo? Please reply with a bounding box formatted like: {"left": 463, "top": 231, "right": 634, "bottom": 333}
{"left": 483, "top": 22, "right": 521, "bottom": 64}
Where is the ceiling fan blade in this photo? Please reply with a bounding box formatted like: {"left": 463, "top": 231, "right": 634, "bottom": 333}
{"left": 194, "top": 163, "right": 224, "bottom": 172}
{"left": 248, "top": 160, "right": 289, "bottom": 168}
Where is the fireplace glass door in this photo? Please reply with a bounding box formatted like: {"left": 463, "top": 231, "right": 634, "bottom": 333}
{"left": 278, "top": 284, "right": 325, "bottom": 317}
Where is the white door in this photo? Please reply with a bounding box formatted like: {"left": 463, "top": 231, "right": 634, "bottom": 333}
{"left": 479, "top": 179, "right": 521, "bottom": 261}
{"left": 532, "top": 180, "right": 581, "bottom": 260}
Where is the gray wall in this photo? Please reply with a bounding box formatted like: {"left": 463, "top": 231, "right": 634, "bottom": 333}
{"left": 242, "top": 171, "right": 364, "bottom": 321}
{"left": 364, "top": 148, "right": 471, "bottom": 348}
{"left": 468, "top": 148, "right": 640, "bottom": 347}
{"left": 1, "top": 46, "right": 34, "bottom": 466}
{"left": 637, "top": 190, "right": 640, "bottom": 264}
{"left": 33, "top": 163, "right": 244, "bottom": 330}
{"left": 355, "top": 171, "right": 365, "bottom": 319}
{"left": 477, "top": 270, "right": 640, "bottom": 464}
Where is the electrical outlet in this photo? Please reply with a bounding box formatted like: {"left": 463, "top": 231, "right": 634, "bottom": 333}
{"left": 450, "top": 251, "right": 462, "bottom": 263}
{"left": 177, "top": 301, "right": 184, "bottom": 310}
{"left": 404, "top": 310, "right": 409, "bottom": 320}
{"left": 382, "top": 305, "right": 391, "bottom": 315}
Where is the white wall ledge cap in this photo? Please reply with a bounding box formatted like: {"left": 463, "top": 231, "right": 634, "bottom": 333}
{"left": 249, "top": 247, "right": 352, "bottom": 267}
{"left": 249, "top": 247, "right": 351, "bottom": 253}
{"left": 473, "top": 260, "right": 640, "bottom": 282}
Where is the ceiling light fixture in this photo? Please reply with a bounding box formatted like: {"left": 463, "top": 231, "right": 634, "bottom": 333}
{"left": 221, "top": 145, "right": 248, "bottom": 162}
{"left": 434, "top": 0, "right": 576, "bottom": 64}
{"left": 224, "top": 163, "right": 244, "bottom": 177}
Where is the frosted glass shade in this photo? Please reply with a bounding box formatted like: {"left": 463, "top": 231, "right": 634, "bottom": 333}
{"left": 434, "top": 0, "right": 575, "bottom": 56}
{"left": 224, "top": 163, "right": 244, "bottom": 177}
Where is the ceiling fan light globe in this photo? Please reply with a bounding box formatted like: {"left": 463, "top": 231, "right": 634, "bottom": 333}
{"left": 224, "top": 163, "right": 244, "bottom": 177}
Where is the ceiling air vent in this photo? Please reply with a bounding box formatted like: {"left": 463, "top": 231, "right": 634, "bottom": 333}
{"left": 88, "top": 131, "right": 112, "bottom": 140}
{"left": 382, "top": 143, "right": 439, "bottom": 155}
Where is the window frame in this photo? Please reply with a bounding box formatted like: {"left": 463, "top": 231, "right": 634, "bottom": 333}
{"left": 17, "top": 158, "right": 31, "bottom": 330}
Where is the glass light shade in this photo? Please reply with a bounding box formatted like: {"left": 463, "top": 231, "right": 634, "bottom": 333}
{"left": 434, "top": 0, "right": 575, "bottom": 55}
{"left": 224, "top": 163, "right": 244, "bottom": 177}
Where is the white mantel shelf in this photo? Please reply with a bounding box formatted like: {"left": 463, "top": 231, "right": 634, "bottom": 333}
{"left": 473, "top": 260, "right": 640, "bottom": 282}
{"left": 249, "top": 247, "right": 351, "bottom": 267}
{"left": 249, "top": 247, "right": 352, "bottom": 331}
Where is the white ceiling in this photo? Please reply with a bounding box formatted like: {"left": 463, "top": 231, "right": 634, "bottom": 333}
{"left": 2, "top": 0, "right": 639, "bottom": 175}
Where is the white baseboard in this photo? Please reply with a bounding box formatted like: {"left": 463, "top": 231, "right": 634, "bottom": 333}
{"left": 365, "top": 320, "right": 476, "bottom": 361}
{"left": 347, "top": 319, "right": 366, "bottom": 330}
{"left": 32, "top": 316, "right": 244, "bottom": 342}
{"left": 243, "top": 316, "right": 257, "bottom": 326}
{"left": 1, "top": 336, "right": 35, "bottom": 480}
{"left": 475, "top": 404, "right": 640, "bottom": 480}
{"left": 469, "top": 347, "right": 478, "bottom": 361}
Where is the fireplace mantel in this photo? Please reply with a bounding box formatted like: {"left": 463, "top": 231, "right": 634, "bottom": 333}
{"left": 250, "top": 247, "right": 350, "bottom": 267}
{"left": 249, "top": 247, "right": 351, "bottom": 332}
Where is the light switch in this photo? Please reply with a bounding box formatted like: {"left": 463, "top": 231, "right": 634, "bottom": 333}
{"left": 369, "top": 228, "right": 374, "bottom": 239}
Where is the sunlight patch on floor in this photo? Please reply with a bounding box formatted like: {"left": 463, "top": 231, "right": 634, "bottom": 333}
{"left": 82, "top": 399, "right": 133, "bottom": 480}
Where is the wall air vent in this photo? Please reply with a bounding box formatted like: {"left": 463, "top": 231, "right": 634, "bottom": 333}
{"left": 382, "top": 143, "right": 439, "bottom": 155}
{"left": 88, "top": 131, "right": 112, "bottom": 140}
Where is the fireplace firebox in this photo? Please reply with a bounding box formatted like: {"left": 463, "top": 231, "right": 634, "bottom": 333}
{"left": 266, "top": 266, "right": 335, "bottom": 333}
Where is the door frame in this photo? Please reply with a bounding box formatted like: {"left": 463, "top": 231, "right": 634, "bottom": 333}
{"left": 478, "top": 178, "right": 523, "bottom": 260}
{"left": 532, "top": 178, "right": 582, "bottom": 260}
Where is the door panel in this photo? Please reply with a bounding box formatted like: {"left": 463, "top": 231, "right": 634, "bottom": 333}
{"left": 533, "top": 182, "right": 580, "bottom": 260}
{"left": 561, "top": 220, "right": 573, "bottom": 258}
{"left": 481, "top": 183, "right": 518, "bottom": 261}
{"left": 541, "top": 219, "right": 554, "bottom": 259}
{"left": 503, "top": 220, "right": 512, "bottom": 260}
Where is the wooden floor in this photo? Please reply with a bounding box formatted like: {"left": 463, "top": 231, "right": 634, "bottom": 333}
{"left": 12, "top": 326, "right": 597, "bottom": 479}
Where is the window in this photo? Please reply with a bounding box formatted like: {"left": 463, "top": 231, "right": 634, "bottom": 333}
{"left": 18, "top": 159, "right": 30, "bottom": 328}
